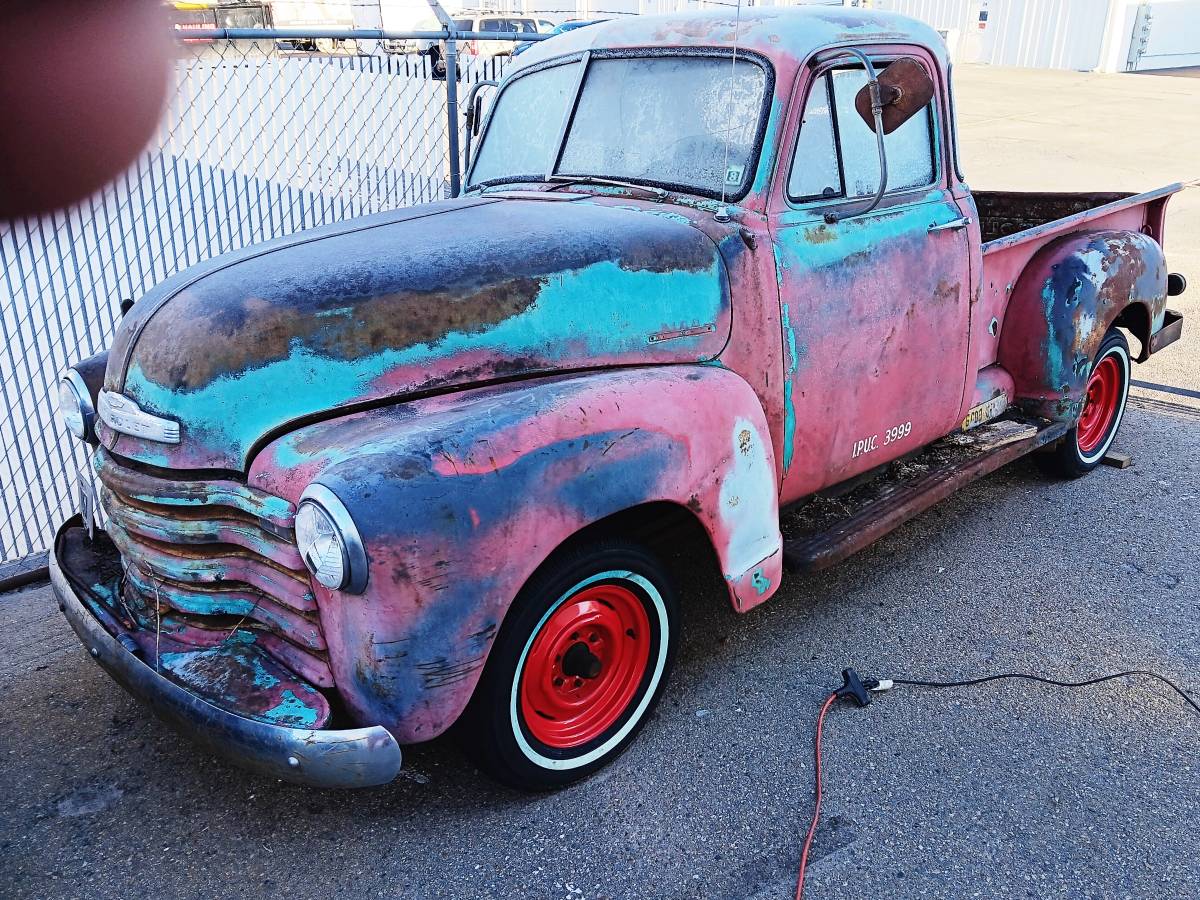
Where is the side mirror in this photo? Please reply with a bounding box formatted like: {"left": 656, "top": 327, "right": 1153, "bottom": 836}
{"left": 470, "top": 94, "right": 487, "bottom": 137}
{"left": 461, "top": 80, "right": 498, "bottom": 181}
{"left": 853, "top": 57, "right": 935, "bottom": 134}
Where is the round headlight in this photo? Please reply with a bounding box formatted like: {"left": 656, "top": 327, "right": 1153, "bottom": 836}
{"left": 295, "top": 501, "right": 347, "bottom": 589}
{"left": 295, "top": 485, "right": 369, "bottom": 593}
{"left": 58, "top": 370, "right": 95, "bottom": 441}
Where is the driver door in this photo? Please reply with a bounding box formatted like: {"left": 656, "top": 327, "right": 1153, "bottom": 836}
{"left": 770, "top": 52, "right": 972, "bottom": 503}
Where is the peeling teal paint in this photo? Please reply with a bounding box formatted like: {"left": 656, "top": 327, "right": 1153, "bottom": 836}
{"left": 781, "top": 303, "right": 799, "bottom": 472}
{"left": 751, "top": 567, "right": 770, "bottom": 595}
{"left": 123, "top": 258, "right": 729, "bottom": 467}
{"left": 264, "top": 689, "right": 322, "bottom": 727}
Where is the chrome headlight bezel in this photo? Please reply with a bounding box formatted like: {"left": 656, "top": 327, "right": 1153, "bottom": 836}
{"left": 296, "top": 484, "right": 369, "bottom": 594}
{"left": 58, "top": 368, "right": 96, "bottom": 441}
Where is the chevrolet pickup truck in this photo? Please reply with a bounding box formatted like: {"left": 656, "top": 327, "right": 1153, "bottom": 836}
{"left": 52, "top": 8, "right": 1186, "bottom": 790}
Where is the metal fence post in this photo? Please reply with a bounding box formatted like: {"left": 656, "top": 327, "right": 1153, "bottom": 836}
{"left": 445, "top": 33, "right": 461, "bottom": 197}
{"left": 422, "top": 0, "right": 462, "bottom": 197}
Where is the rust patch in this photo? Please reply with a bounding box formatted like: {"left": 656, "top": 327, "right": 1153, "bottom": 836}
{"left": 137, "top": 277, "right": 547, "bottom": 390}
{"left": 803, "top": 225, "right": 837, "bottom": 245}
{"left": 933, "top": 279, "right": 960, "bottom": 304}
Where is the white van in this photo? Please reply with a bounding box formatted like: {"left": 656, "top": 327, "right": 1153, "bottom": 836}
{"left": 386, "top": 12, "right": 540, "bottom": 75}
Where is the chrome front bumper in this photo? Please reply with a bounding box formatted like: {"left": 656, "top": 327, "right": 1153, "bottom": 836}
{"left": 52, "top": 518, "right": 402, "bottom": 788}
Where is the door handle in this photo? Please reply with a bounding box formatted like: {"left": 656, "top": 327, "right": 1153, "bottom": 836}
{"left": 928, "top": 216, "right": 972, "bottom": 233}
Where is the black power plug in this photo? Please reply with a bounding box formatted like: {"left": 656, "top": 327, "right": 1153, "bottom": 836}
{"left": 836, "top": 668, "right": 873, "bottom": 707}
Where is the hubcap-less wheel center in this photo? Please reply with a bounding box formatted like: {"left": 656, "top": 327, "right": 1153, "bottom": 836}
{"left": 519, "top": 582, "right": 652, "bottom": 749}
{"left": 561, "top": 641, "right": 603, "bottom": 679}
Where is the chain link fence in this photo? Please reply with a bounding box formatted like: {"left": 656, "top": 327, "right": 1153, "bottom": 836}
{"left": 0, "top": 31, "right": 520, "bottom": 581}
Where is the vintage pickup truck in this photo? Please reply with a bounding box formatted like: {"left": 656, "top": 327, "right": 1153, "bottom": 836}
{"left": 53, "top": 8, "right": 1186, "bottom": 790}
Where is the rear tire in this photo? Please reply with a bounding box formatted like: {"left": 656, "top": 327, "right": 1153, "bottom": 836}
{"left": 1037, "top": 329, "right": 1131, "bottom": 478}
{"left": 458, "top": 540, "right": 679, "bottom": 791}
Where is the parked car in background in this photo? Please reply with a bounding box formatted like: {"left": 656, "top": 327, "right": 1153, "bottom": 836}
{"left": 385, "top": 11, "right": 539, "bottom": 75}
{"left": 512, "top": 18, "right": 606, "bottom": 57}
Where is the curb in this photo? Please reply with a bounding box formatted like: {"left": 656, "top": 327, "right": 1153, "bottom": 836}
{"left": 0, "top": 552, "right": 49, "bottom": 593}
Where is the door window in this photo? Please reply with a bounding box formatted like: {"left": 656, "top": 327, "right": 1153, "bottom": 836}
{"left": 788, "top": 60, "right": 937, "bottom": 203}
{"left": 787, "top": 75, "right": 840, "bottom": 201}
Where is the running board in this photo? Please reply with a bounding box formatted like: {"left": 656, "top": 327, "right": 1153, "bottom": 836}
{"left": 781, "top": 419, "right": 1069, "bottom": 573}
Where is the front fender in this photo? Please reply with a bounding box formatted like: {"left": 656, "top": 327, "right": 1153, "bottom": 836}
{"left": 997, "top": 229, "right": 1167, "bottom": 421}
{"left": 250, "top": 367, "right": 781, "bottom": 742}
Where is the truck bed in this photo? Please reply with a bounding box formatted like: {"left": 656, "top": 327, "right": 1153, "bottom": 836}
{"left": 976, "top": 190, "right": 1134, "bottom": 244}
{"left": 978, "top": 184, "right": 1180, "bottom": 255}
{"left": 976, "top": 182, "right": 1183, "bottom": 372}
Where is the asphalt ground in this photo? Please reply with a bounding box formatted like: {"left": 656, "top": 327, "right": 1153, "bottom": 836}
{"left": 2, "top": 65, "right": 1198, "bottom": 900}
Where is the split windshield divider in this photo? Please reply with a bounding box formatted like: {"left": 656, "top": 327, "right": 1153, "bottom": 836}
{"left": 544, "top": 51, "right": 592, "bottom": 181}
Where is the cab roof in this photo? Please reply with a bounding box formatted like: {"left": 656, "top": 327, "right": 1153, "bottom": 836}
{"left": 514, "top": 6, "right": 948, "bottom": 70}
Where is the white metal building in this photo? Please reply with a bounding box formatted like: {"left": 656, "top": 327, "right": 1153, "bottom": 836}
{"left": 865, "top": 0, "right": 1200, "bottom": 72}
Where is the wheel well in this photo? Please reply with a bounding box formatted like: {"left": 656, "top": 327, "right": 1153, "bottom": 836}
{"left": 526, "top": 502, "right": 723, "bottom": 601}
{"left": 1112, "top": 301, "right": 1151, "bottom": 362}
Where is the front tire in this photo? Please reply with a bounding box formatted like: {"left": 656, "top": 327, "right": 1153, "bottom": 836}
{"left": 1038, "top": 329, "right": 1131, "bottom": 478}
{"left": 458, "top": 540, "right": 679, "bottom": 790}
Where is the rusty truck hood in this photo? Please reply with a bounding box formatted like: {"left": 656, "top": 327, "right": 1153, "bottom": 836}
{"left": 100, "top": 195, "right": 731, "bottom": 471}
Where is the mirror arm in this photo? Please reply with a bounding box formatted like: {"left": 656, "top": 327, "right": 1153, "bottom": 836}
{"left": 823, "top": 48, "right": 888, "bottom": 225}
{"left": 461, "top": 79, "right": 498, "bottom": 181}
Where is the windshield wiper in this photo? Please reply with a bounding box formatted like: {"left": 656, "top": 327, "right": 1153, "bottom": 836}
{"left": 548, "top": 175, "right": 668, "bottom": 202}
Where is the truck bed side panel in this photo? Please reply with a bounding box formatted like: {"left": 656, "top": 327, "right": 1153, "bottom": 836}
{"left": 964, "top": 185, "right": 1178, "bottom": 418}
{"left": 995, "top": 228, "right": 1167, "bottom": 421}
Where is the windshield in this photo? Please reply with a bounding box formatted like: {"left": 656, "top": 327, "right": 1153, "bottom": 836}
{"left": 468, "top": 54, "right": 769, "bottom": 198}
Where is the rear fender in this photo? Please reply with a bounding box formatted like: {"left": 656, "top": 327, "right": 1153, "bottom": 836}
{"left": 250, "top": 367, "right": 781, "bottom": 742}
{"left": 997, "top": 229, "right": 1167, "bottom": 421}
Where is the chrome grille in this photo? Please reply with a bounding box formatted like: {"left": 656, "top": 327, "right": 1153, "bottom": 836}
{"left": 94, "top": 448, "right": 332, "bottom": 688}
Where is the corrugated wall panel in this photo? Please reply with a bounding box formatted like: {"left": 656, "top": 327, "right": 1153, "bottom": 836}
{"left": 870, "top": 0, "right": 973, "bottom": 58}
{"left": 872, "top": 0, "right": 1114, "bottom": 70}
{"left": 997, "top": 0, "right": 1110, "bottom": 70}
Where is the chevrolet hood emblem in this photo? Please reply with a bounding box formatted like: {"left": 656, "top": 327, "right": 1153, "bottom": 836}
{"left": 97, "top": 391, "right": 181, "bottom": 444}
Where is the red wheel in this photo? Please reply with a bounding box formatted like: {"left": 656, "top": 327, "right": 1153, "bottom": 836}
{"left": 519, "top": 582, "right": 651, "bottom": 749}
{"left": 1076, "top": 354, "right": 1122, "bottom": 455}
{"left": 1038, "top": 329, "right": 1131, "bottom": 478}
{"left": 458, "top": 540, "right": 678, "bottom": 790}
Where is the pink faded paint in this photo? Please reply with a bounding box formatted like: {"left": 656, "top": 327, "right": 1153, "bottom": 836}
{"left": 251, "top": 368, "right": 781, "bottom": 740}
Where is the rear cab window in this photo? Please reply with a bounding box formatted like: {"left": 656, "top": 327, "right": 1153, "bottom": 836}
{"left": 787, "top": 57, "right": 938, "bottom": 204}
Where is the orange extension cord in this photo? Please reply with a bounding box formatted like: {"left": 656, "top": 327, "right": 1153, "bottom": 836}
{"left": 795, "top": 691, "right": 838, "bottom": 900}
{"left": 794, "top": 668, "right": 1200, "bottom": 899}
